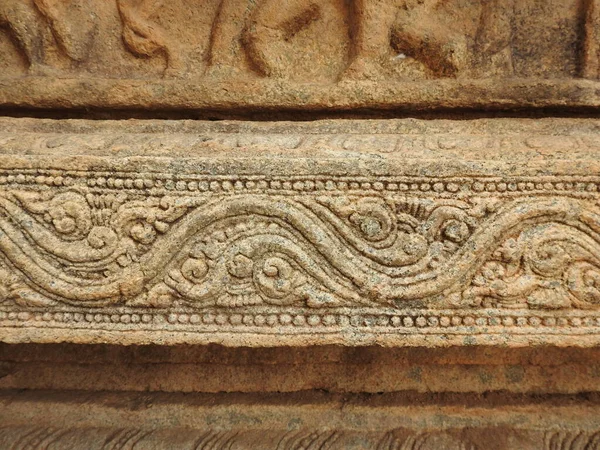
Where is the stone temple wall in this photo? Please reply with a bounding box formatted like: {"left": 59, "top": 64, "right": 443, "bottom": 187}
{"left": 1, "top": 1, "right": 600, "bottom": 448}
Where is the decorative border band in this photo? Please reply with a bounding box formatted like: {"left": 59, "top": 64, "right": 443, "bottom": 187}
{"left": 2, "top": 119, "right": 600, "bottom": 346}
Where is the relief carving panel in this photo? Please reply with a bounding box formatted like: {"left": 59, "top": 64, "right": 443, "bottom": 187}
{"left": 0, "top": 0, "right": 97, "bottom": 74}
{"left": 0, "top": 0, "right": 599, "bottom": 109}
{"left": 1, "top": 176, "right": 600, "bottom": 312}
{"left": 1, "top": 117, "right": 600, "bottom": 347}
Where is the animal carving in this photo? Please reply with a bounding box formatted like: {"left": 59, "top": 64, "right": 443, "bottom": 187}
{"left": 117, "top": 0, "right": 184, "bottom": 77}
{"left": 237, "top": 0, "right": 468, "bottom": 79}
{"left": 342, "top": 0, "right": 469, "bottom": 79}
{"left": 0, "top": 0, "right": 96, "bottom": 74}
{"left": 150, "top": 0, "right": 519, "bottom": 80}
{"left": 239, "top": 0, "right": 518, "bottom": 79}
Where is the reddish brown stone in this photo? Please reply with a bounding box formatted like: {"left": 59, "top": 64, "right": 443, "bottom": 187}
{"left": 1, "top": 2, "right": 600, "bottom": 447}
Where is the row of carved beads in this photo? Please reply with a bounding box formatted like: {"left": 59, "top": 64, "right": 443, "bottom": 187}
{"left": 0, "top": 172, "right": 599, "bottom": 194}
{"left": 2, "top": 310, "right": 600, "bottom": 329}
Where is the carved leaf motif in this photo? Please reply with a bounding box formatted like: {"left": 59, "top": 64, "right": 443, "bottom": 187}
{"left": 545, "top": 431, "right": 600, "bottom": 450}
{"left": 377, "top": 431, "right": 477, "bottom": 450}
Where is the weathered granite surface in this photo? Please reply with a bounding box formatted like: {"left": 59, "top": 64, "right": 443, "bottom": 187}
{"left": 4, "top": 344, "right": 600, "bottom": 394}
{"left": 1, "top": 117, "right": 600, "bottom": 347}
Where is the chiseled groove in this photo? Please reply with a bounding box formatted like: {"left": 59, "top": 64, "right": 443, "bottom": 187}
{"left": 10, "top": 426, "right": 53, "bottom": 450}
{"left": 192, "top": 430, "right": 216, "bottom": 450}
{"left": 317, "top": 430, "right": 341, "bottom": 450}
{"left": 102, "top": 428, "right": 149, "bottom": 450}
{"left": 544, "top": 430, "right": 600, "bottom": 450}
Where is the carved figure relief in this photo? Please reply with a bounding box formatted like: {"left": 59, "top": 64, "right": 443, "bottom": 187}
{"left": 205, "top": 0, "right": 257, "bottom": 77}
{"left": 117, "top": 0, "right": 184, "bottom": 77}
{"left": 238, "top": 0, "right": 525, "bottom": 80}
{"left": 0, "top": 0, "right": 592, "bottom": 81}
{"left": 342, "top": 0, "right": 469, "bottom": 79}
{"left": 240, "top": 0, "right": 472, "bottom": 79}
{"left": 0, "top": 0, "right": 96, "bottom": 74}
{"left": 241, "top": 0, "right": 322, "bottom": 78}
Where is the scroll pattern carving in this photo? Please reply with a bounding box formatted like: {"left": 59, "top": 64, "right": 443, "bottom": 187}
{"left": 448, "top": 224, "right": 600, "bottom": 310}
{"left": 0, "top": 169, "right": 598, "bottom": 314}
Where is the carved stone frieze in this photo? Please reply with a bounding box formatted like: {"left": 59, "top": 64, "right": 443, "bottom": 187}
{"left": 2, "top": 0, "right": 599, "bottom": 442}
{"left": 1, "top": 0, "right": 600, "bottom": 110}
{"left": 0, "top": 117, "right": 600, "bottom": 346}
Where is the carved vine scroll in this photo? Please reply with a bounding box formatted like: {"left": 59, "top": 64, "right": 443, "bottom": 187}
{"left": 0, "top": 173, "right": 598, "bottom": 313}
{"left": 0, "top": 119, "right": 599, "bottom": 347}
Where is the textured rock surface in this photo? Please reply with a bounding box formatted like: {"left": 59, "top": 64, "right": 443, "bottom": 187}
{"left": 3, "top": 389, "right": 600, "bottom": 449}
{"left": 4, "top": 343, "right": 600, "bottom": 448}
{"left": 4, "top": 344, "right": 600, "bottom": 394}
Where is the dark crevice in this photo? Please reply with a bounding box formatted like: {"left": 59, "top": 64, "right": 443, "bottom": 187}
{"left": 2, "top": 389, "right": 600, "bottom": 408}
{"left": 2, "top": 106, "right": 600, "bottom": 122}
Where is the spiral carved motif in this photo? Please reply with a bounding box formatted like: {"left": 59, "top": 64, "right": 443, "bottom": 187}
{"left": 0, "top": 179, "right": 597, "bottom": 312}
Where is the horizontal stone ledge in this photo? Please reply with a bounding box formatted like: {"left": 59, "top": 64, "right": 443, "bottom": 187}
{"left": 2, "top": 78, "right": 600, "bottom": 112}
{"left": 3, "top": 344, "right": 600, "bottom": 394}
{"left": 1, "top": 117, "right": 600, "bottom": 347}
{"left": 2, "top": 390, "right": 600, "bottom": 450}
